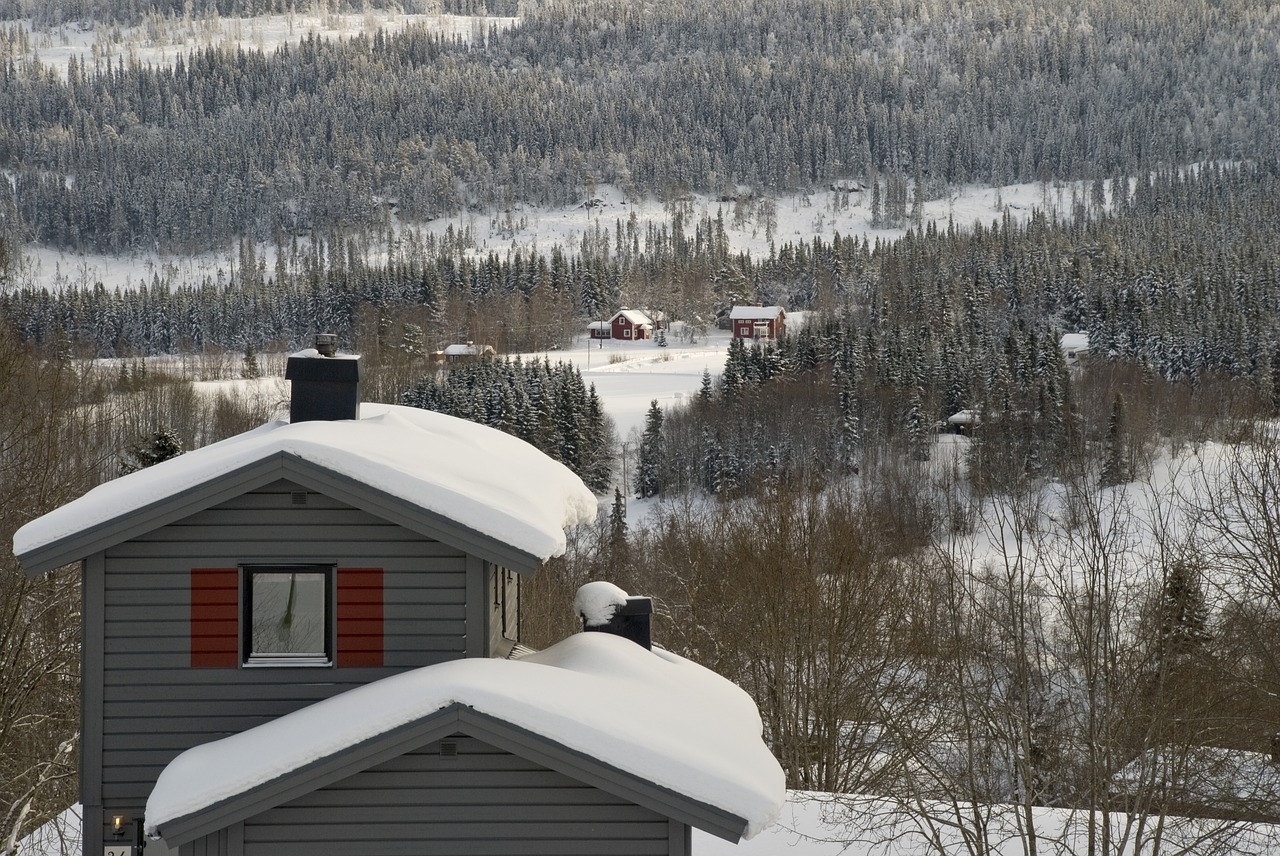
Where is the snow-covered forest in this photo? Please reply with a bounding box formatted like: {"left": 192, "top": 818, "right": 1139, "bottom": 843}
{"left": 4, "top": 0, "right": 1280, "bottom": 853}
{"left": 1, "top": 0, "right": 1278, "bottom": 252}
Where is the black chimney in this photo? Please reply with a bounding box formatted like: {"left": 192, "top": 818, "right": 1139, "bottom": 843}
{"left": 583, "top": 596, "right": 652, "bottom": 650}
{"left": 285, "top": 334, "right": 361, "bottom": 422}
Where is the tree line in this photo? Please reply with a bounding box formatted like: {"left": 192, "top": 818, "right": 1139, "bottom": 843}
{"left": 400, "top": 356, "right": 616, "bottom": 492}
{"left": 6, "top": 161, "right": 1278, "bottom": 426}
{"left": 1, "top": 0, "right": 1277, "bottom": 252}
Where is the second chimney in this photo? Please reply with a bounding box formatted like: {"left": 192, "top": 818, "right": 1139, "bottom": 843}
{"left": 285, "top": 334, "right": 361, "bottom": 423}
{"left": 586, "top": 595, "right": 653, "bottom": 650}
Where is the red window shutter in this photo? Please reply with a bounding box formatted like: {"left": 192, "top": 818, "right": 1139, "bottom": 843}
{"left": 191, "top": 568, "right": 239, "bottom": 667}
{"left": 337, "top": 568, "right": 383, "bottom": 667}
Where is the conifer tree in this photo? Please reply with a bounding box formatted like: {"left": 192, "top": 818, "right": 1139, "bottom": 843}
{"left": 697, "top": 369, "right": 714, "bottom": 406}
{"left": 1157, "top": 559, "right": 1212, "bottom": 663}
{"left": 240, "top": 343, "right": 261, "bottom": 380}
{"left": 1100, "top": 393, "right": 1130, "bottom": 486}
{"left": 636, "top": 399, "right": 664, "bottom": 498}
{"left": 121, "top": 428, "right": 184, "bottom": 475}
{"left": 608, "top": 487, "right": 628, "bottom": 560}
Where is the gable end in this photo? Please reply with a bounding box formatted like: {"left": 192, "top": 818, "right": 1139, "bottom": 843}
{"left": 20, "top": 452, "right": 546, "bottom": 577}
{"left": 153, "top": 704, "right": 748, "bottom": 848}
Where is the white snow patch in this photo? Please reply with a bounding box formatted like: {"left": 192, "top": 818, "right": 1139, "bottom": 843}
{"left": 574, "top": 580, "right": 631, "bottom": 626}
{"left": 14, "top": 178, "right": 1109, "bottom": 295}
{"left": 145, "top": 632, "right": 785, "bottom": 841}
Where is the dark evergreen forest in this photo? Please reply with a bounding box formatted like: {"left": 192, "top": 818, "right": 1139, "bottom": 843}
{"left": 1, "top": 0, "right": 1276, "bottom": 252}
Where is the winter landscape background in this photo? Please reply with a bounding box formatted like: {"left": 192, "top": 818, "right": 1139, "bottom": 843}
{"left": 4, "top": 0, "right": 1280, "bottom": 853}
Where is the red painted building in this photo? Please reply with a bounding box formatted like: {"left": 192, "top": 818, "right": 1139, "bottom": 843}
{"left": 730, "top": 306, "right": 786, "bottom": 340}
{"left": 609, "top": 308, "right": 655, "bottom": 341}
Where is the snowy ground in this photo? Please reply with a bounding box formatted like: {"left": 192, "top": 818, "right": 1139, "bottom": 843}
{"left": 23, "top": 792, "right": 1280, "bottom": 856}
{"left": 527, "top": 331, "right": 734, "bottom": 439}
{"left": 13, "top": 178, "right": 1093, "bottom": 295}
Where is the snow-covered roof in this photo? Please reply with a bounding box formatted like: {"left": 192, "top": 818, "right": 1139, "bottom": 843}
{"left": 14, "top": 403, "right": 597, "bottom": 573}
{"left": 730, "top": 305, "right": 785, "bottom": 321}
{"left": 575, "top": 580, "right": 631, "bottom": 626}
{"left": 611, "top": 308, "right": 654, "bottom": 326}
{"left": 442, "top": 343, "right": 494, "bottom": 356}
{"left": 587, "top": 320, "right": 611, "bottom": 330}
{"left": 146, "top": 632, "right": 786, "bottom": 842}
{"left": 1060, "top": 332, "right": 1090, "bottom": 353}
{"left": 947, "top": 409, "right": 979, "bottom": 425}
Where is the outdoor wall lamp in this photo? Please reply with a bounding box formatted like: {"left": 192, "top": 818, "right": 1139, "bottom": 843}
{"left": 112, "top": 815, "right": 126, "bottom": 837}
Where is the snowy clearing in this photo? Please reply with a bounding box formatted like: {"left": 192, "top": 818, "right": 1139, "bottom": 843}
{"left": 13, "top": 178, "right": 1099, "bottom": 296}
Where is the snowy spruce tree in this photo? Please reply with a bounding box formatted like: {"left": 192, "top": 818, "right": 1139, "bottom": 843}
{"left": 636, "top": 399, "right": 664, "bottom": 499}
{"left": 121, "top": 428, "right": 184, "bottom": 475}
{"left": 1100, "top": 393, "right": 1131, "bottom": 486}
{"left": 240, "top": 343, "right": 261, "bottom": 380}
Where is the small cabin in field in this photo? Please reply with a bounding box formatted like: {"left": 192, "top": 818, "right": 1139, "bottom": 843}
{"left": 730, "top": 306, "right": 786, "bottom": 340}
{"left": 588, "top": 320, "right": 612, "bottom": 340}
{"left": 14, "top": 341, "right": 783, "bottom": 856}
{"left": 610, "top": 308, "right": 655, "bottom": 341}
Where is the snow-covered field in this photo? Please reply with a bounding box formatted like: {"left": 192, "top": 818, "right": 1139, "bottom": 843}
{"left": 14, "top": 178, "right": 1092, "bottom": 295}
{"left": 6, "top": 9, "right": 514, "bottom": 77}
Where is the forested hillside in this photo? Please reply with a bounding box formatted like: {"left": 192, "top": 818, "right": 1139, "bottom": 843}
{"left": 1, "top": 0, "right": 1277, "bottom": 252}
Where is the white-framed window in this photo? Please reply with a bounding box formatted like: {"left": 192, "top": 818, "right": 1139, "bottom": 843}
{"left": 243, "top": 564, "right": 333, "bottom": 666}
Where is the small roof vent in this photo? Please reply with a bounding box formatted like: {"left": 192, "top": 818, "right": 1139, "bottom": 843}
{"left": 314, "top": 333, "right": 339, "bottom": 357}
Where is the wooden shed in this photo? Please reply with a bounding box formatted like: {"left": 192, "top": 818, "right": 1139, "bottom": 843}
{"left": 14, "top": 349, "right": 783, "bottom": 856}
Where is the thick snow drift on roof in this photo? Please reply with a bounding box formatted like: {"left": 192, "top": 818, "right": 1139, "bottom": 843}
{"left": 14, "top": 403, "right": 597, "bottom": 564}
{"left": 146, "top": 632, "right": 785, "bottom": 839}
{"left": 1060, "top": 332, "right": 1090, "bottom": 353}
{"left": 574, "top": 580, "right": 631, "bottom": 626}
{"left": 729, "top": 305, "right": 785, "bottom": 320}
{"left": 612, "top": 308, "right": 654, "bottom": 326}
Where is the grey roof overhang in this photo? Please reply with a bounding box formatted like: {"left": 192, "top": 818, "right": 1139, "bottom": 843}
{"left": 18, "top": 451, "right": 544, "bottom": 577}
{"left": 153, "top": 702, "right": 749, "bottom": 847}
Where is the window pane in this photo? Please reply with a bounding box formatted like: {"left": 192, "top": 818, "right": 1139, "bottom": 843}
{"left": 250, "top": 571, "right": 327, "bottom": 658}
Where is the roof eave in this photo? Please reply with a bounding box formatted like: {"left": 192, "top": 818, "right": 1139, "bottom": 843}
{"left": 153, "top": 703, "right": 749, "bottom": 848}
{"left": 18, "top": 456, "right": 291, "bottom": 576}
{"left": 19, "top": 452, "right": 547, "bottom": 577}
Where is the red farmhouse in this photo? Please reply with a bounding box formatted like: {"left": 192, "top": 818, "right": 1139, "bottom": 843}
{"left": 730, "top": 306, "right": 786, "bottom": 340}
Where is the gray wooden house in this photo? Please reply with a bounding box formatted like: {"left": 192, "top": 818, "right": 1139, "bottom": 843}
{"left": 15, "top": 348, "right": 783, "bottom": 856}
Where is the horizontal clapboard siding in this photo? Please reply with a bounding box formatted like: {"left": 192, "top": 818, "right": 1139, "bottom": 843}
{"left": 180, "top": 825, "right": 240, "bottom": 856}
{"left": 239, "top": 737, "right": 675, "bottom": 856}
{"left": 99, "top": 479, "right": 469, "bottom": 808}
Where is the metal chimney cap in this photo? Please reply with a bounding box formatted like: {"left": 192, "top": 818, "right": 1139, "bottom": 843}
{"left": 314, "top": 333, "right": 339, "bottom": 357}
